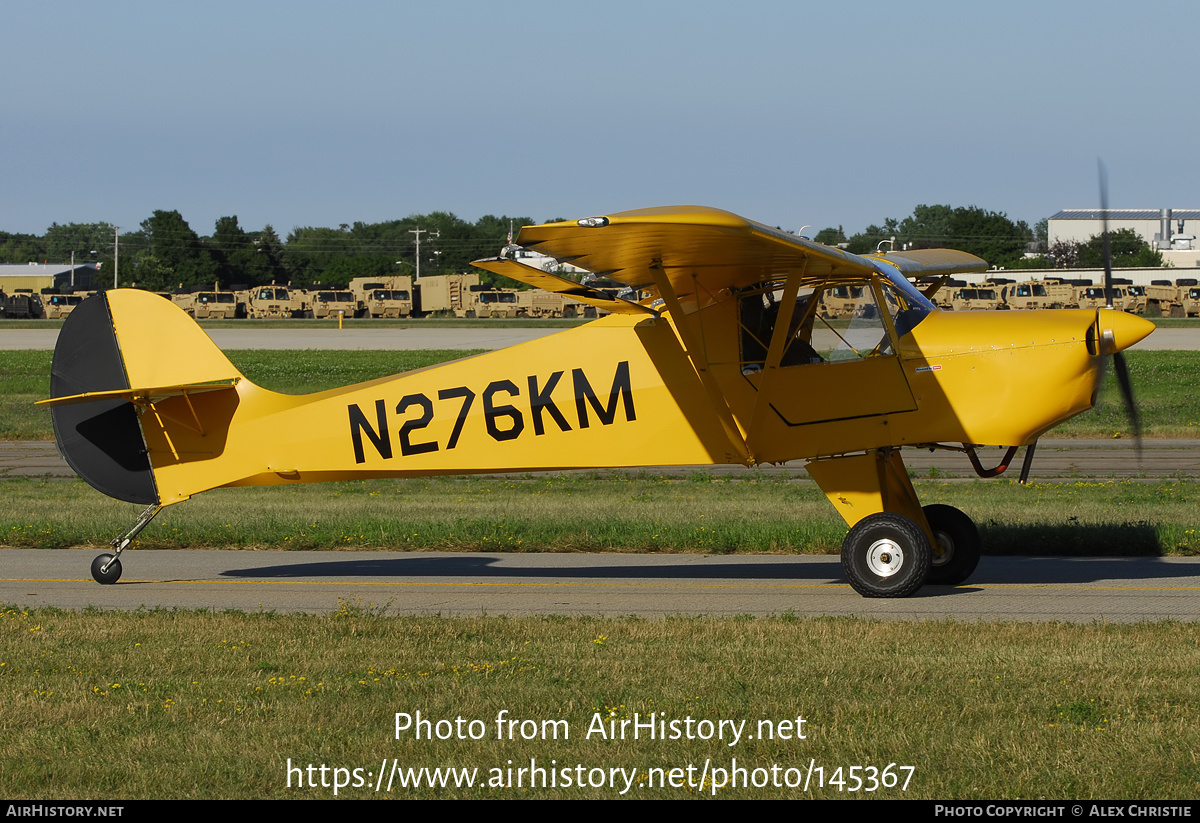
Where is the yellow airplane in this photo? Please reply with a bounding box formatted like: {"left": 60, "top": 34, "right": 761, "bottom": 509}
{"left": 40, "top": 206, "right": 1154, "bottom": 597}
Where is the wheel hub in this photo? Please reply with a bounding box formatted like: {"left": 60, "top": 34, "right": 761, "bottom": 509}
{"left": 866, "top": 538, "right": 905, "bottom": 577}
{"left": 931, "top": 531, "right": 954, "bottom": 567}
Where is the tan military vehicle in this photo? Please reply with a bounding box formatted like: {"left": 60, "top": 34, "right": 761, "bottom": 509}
{"left": 414, "top": 273, "right": 477, "bottom": 316}
{"left": 349, "top": 276, "right": 413, "bottom": 318}
{"left": 518, "top": 290, "right": 592, "bottom": 318}
{"left": 469, "top": 285, "right": 522, "bottom": 318}
{"left": 1180, "top": 285, "right": 1200, "bottom": 321}
{"left": 171, "top": 288, "right": 246, "bottom": 319}
{"left": 941, "top": 282, "right": 1003, "bottom": 311}
{"left": 42, "top": 290, "right": 93, "bottom": 319}
{"left": 1077, "top": 283, "right": 1139, "bottom": 313}
{"left": 1004, "top": 278, "right": 1077, "bottom": 310}
{"left": 247, "top": 285, "right": 309, "bottom": 318}
{"left": 1137, "top": 281, "right": 1184, "bottom": 317}
{"left": 819, "top": 284, "right": 870, "bottom": 319}
{"left": 308, "top": 289, "right": 358, "bottom": 320}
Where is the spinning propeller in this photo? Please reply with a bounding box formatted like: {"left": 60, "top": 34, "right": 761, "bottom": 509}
{"left": 1098, "top": 161, "right": 1143, "bottom": 452}
{"left": 1019, "top": 163, "right": 1144, "bottom": 483}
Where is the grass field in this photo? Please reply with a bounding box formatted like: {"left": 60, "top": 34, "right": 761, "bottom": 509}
{"left": 2, "top": 349, "right": 1198, "bottom": 441}
{"left": 3, "top": 606, "right": 1199, "bottom": 799}
{"left": 3, "top": 473, "right": 1198, "bottom": 556}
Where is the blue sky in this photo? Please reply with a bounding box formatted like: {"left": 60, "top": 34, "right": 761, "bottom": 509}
{"left": 6, "top": 0, "right": 1197, "bottom": 238}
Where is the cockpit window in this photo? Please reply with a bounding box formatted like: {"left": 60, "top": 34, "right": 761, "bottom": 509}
{"left": 739, "top": 274, "right": 925, "bottom": 373}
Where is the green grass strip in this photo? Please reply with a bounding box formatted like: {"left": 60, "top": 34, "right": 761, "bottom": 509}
{"left": 3, "top": 474, "right": 1198, "bottom": 556}
{"left": 2, "top": 607, "right": 1198, "bottom": 799}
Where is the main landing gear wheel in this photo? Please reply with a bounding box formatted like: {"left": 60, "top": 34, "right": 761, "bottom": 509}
{"left": 841, "top": 513, "right": 931, "bottom": 598}
{"left": 91, "top": 554, "right": 122, "bottom": 585}
{"left": 923, "top": 504, "right": 981, "bottom": 586}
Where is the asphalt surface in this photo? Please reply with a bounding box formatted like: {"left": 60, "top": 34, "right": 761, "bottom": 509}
{"left": 3, "top": 439, "right": 1198, "bottom": 481}
{"left": 7, "top": 549, "right": 1200, "bottom": 622}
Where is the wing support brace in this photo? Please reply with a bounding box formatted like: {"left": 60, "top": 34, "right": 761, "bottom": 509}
{"left": 646, "top": 262, "right": 752, "bottom": 465}
{"left": 471, "top": 257, "right": 656, "bottom": 316}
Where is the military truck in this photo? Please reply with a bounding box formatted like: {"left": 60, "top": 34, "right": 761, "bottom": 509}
{"left": 172, "top": 287, "right": 246, "bottom": 319}
{"left": 1077, "top": 281, "right": 1139, "bottom": 313}
{"left": 247, "top": 285, "right": 309, "bottom": 318}
{"left": 941, "top": 283, "right": 1003, "bottom": 311}
{"left": 0, "top": 289, "right": 44, "bottom": 319}
{"left": 1004, "top": 278, "right": 1077, "bottom": 310}
{"left": 42, "top": 289, "right": 93, "bottom": 319}
{"left": 1182, "top": 282, "right": 1200, "bottom": 318}
{"left": 819, "top": 284, "right": 870, "bottom": 319}
{"left": 518, "top": 290, "right": 593, "bottom": 318}
{"left": 308, "top": 289, "right": 358, "bottom": 320}
{"left": 349, "top": 276, "right": 413, "bottom": 318}
{"left": 413, "top": 273, "right": 477, "bottom": 316}
{"left": 1137, "top": 280, "right": 1184, "bottom": 317}
{"left": 413, "top": 273, "right": 521, "bottom": 317}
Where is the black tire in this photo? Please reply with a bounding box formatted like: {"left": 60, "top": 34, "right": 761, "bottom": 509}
{"left": 923, "top": 504, "right": 981, "bottom": 586}
{"left": 841, "top": 513, "right": 931, "bottom": 598}
{"left": 91, "top": 554, "right": 122, "bottom": 585}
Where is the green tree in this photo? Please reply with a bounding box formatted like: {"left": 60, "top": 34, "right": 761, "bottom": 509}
{"left": 847, "top": 205, "right": 1031, "bottom": 267}
{"left": 137, "top": 210, "right": 218, "bottom": 288}
{"left": 814, "top": 226, "right": 846, "bottom": 246}
{"left": 0, "top": 232, "right": 46, "bottom": 265}
{"left": 1075, "top": 229, "right": 1164, "bottom": 268}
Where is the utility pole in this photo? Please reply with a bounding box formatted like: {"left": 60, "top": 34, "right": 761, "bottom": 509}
{"left": 113, "top": 227, "right": 120, "bottom": 290}
{"left": 408, "top": 227, "right": 440, "bottom": 279}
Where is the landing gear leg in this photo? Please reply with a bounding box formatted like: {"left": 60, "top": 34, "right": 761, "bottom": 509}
{"left": 92, "top": 503, "right": 163, "bottom": 585}
{"left": 806, "top": 449, "right": 938, "bottom": 598}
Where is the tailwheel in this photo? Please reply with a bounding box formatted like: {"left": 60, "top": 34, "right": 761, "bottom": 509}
{"left": 89, "top": 503, "right": 163, "bottom": 585}
{"left": 91, "top": 554, "right": 122, "bottom": 585}
{"left": 923, "top": 504, "right": 981, "bottom": 586}
{"left": 841, "top": 513, "right": 931, "bottom": 598}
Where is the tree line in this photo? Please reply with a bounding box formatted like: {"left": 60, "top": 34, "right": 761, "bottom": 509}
{"left": 813, "top": 204, "right": 1162, "bottom": 270}
{"left": 0, "top": 203, "right": 1164, "bottom": 292}
{"left": 0, "top": 210, "right": 537, "bottom": 291}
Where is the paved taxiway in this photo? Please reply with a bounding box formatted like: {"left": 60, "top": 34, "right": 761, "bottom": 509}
{"left": 3, "top": 439, "right": 1197, "bottom": 480}
{"left": 6, "top": 549, "right": 1200, "bottom": 622}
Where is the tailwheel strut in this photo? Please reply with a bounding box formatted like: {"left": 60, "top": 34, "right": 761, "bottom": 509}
{"left": 92, "top": 503, "right": 163, "bottom": 585}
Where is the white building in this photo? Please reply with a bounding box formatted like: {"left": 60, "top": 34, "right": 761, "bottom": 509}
{"left": 1047, "top": 209, "right": 1200, "bottom": 267}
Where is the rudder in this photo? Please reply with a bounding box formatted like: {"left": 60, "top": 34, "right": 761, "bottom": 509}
{"left": 46, "top": 290, "right": 244, "bottom": 505}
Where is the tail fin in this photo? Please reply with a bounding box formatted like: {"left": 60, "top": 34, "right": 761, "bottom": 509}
{"left": 42, "top": 290, "right": 243, "bottom": 505}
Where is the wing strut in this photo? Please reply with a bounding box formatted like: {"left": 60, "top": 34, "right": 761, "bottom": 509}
{"left": 743, "top": 260, "right": 813, "bottom": 458}
{"left": 646, "top": 262, "right": 752, "bottom": 464}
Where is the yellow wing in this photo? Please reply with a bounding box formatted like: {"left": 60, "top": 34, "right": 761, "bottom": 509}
{"left": 508, "top": 206, "right": 986, "bottom": 307}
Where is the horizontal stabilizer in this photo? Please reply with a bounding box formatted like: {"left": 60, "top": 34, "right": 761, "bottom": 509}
{"left": 472, "top": 257, "right": 656, "bottom": 315}
{"left": 37, "top": 381, "right": 240, "bottom": 408}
